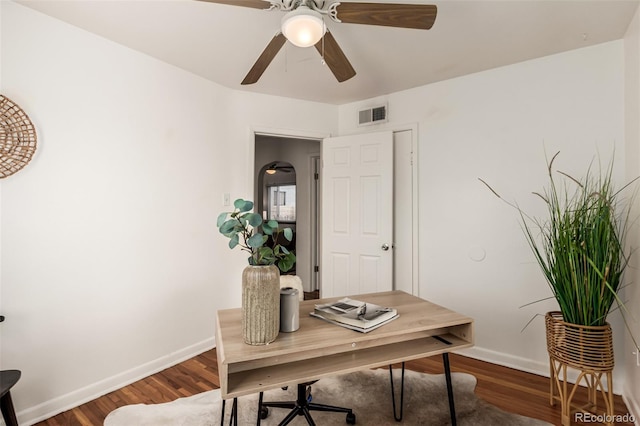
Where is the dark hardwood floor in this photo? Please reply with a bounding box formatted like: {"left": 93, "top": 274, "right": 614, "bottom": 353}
{"left": 34, "top": 348, "right": 634, "bottom": 425}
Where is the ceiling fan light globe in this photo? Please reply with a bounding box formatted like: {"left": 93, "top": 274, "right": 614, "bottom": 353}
{"left": 281, "top": 6, "right": 326, "bottom": 48}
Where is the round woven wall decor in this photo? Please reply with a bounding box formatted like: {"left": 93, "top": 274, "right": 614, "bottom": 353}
{"left": 0, "top": 95, "right": 38, "bottom": 178}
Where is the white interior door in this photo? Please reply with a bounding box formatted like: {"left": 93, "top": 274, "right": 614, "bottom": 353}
{"left": 321, "top": 131, "right": 393, "bottom": 298}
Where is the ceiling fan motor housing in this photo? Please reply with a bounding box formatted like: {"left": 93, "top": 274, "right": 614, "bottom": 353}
{"left": 281, "top": 5, "right": 326, "bottom": 47}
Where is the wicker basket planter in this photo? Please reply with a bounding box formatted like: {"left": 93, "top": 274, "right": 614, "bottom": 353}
{"left": 545, "top": 311, "right": 615, "bottom": 426}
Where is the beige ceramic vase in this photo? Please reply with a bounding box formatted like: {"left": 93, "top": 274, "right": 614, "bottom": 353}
{"left": 242, "top": 265, "right": 280, "bottom": 345}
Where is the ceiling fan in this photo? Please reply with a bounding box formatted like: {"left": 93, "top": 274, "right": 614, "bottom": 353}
{"left": 197, "top": 0, "right": 437, "bottom": 85}
{"left": 266, "top": 162, "right": 295, "bottom": 174}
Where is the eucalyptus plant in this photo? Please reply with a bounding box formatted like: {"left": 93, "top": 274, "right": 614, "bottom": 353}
{"left": 217, "top": 198, "right": 296, "bottom": 272}
{"left": 480, "top": 152, "right": 639, "bottom": 349}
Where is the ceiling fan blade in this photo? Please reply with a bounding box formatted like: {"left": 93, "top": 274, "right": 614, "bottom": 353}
{"left": 196, "top": 0, "right": 273, "bottom": 10}
{"left": 242, "top": 33, "right": 287, "bottom": 85}
{"left": 334, "top": 3, "right": 437, "bottom": 30}
{"left": 314, "top": 31, "right": 356, "bottom": 83}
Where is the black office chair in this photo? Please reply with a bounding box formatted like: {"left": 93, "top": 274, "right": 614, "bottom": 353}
{"left": 0, "top": 316, "right": 21, "bottom": 426}
{"left": 257, "top": 380, "right": 356, "bottom": 425}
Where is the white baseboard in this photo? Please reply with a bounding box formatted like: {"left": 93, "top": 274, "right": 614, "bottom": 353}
{"left": 17, "top": 337, "right": 216, "bottom": 426}
{"left": 456, "top": 346, "right": 550, "bottom": 377}
{"left": 456, "top": 345, "right": 624, "bottom": 395}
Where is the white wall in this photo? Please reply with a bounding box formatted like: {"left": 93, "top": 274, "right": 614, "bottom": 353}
{"left": 0, "top": 2, "right": 336, "bottom": 424}
{"left": 338, "top": 41, "right": 628, "bottom": 391}
{"left": 624, "top": 5, "right": 640, "bottom": 423}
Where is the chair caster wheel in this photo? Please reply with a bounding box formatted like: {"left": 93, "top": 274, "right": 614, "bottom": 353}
{"left": 346, "top": 412, "right": 356, "bottom": 424}
{"left": 260, "top": 406, "right": 269, "bottom": 419}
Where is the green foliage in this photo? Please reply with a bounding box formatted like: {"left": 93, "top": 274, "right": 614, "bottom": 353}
{"left": 217, "top": 198, "right": 296, "bottom": 272}
{"left": 480, "top": 152, "right": 639, "bottom": 349}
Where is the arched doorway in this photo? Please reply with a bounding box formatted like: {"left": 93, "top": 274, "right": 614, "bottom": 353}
{"left": 253, "top": 133, "right": 321, "bottom": 298}
{"left": 258, "top": 161, "right": 297, "bottom": 274}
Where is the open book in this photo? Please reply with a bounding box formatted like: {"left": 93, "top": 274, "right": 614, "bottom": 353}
{"left": 310, "top": 298, "right": 398, "bottom": 333}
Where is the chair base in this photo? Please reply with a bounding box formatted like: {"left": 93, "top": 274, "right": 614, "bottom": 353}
{"left": 259, "top": 382, "right": 356, "bottom": 426}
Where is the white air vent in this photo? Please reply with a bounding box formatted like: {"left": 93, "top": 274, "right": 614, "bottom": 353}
{"left": 358, "top": 105, "right": 387, "bottom": 126}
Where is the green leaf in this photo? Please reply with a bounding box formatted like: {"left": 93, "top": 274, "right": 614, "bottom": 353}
{"left": 234, "top": 199, "right": 253, "bottom": 212}
{"left": 247, "top": 213, "right": 262, "bottom": 227}
{"left": 253, "top": 246, "right": 275, "bottom": 265}
{"left": 283, "top": 228, "right": 293, "bottom": 242}
{"left": 247, "top": 233, "right": 265, "bottom": 248}
{"left": 216, "top": 212, "right": 229, "bottom": 228}
{"left": 277, "top": 252, "right": 296, "bottom": 272}
{"left": 228, "top": 234, "right": 239, "bottom": 249}
{"left": 219, "top": 219, "right": 237, "bottom": 235}
{"left": 262, "top": 221, "right": 274, "bottom": 235}
{"left": 259, "top": 246, "right": 275, "bottom": 259}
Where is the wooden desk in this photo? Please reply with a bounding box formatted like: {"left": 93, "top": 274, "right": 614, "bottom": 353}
{"left": 216, "top": 290, "right": 474, "bottom": 401}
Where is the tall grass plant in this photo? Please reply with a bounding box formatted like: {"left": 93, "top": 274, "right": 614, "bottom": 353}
{"left": 481, "top": 152, "right": 638, "bottom": 348}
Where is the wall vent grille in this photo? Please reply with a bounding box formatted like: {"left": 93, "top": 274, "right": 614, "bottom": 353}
{"left": 358, "top": 105, "right": 387, "bottom": 126}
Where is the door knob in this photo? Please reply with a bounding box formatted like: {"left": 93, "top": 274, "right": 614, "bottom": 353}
{"left": 381, "top": 243, "right": 390, "bottom": 251}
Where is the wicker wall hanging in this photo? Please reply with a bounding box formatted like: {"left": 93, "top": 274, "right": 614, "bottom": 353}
{"left": 0, "top": 95, "right": 38, "bottom": 178}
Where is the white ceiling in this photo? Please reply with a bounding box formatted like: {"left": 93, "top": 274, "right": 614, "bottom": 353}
{"left": 17, "top": 0, "right": 640, "bottom": 105}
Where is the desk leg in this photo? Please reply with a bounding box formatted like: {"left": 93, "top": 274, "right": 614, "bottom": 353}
{"left": 257, "top": 392, "right": 264, "bottom": 426}
{"left": 388, "top": 362, "right": 405, "bottom": 421}
{"left": 231, "top": 398, "right": 238, "bottom": 426}
{"left": 443, "top": 353, "right": 456, "bottom": 426}
{"left": 221, "top": 398, "right": 239, "bottom": 426}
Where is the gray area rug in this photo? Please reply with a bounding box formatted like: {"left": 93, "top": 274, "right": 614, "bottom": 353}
{"left": 104, "top": 369, "right": 552, "bottom": 425}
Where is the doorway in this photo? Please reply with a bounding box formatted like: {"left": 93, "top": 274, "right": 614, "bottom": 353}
{"left": 258, "top": 161, "right": 298, "bottom": 275}
{"left": 254, "top": 134, "right": 321, "bottom": 296}
{"left": 253, "top": 126, "right": 419, "bottom": 299}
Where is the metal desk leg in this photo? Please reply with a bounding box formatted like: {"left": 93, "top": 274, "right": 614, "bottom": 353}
{"left": 221, "top": 398, "right": 239, "bottom": 426}
{"left": 443, "top": 353, "right": 457, "bottom": 426}
{"left": 257, "top": 392, "right": 264, "bottom": 426}
{"left": 388, "top": 363, "right": 405, "bottom": 422}
{"left": 231, "top": 398, "right": 238, "bottom": 426}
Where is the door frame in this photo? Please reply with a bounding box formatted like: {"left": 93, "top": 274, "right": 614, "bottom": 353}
{"left": 310, "top": 154, "right": 320, "bottom": 292}
{"left": 249, "top": 123, "right": 420, "bottom": 297}
{"left": 330, "top": 123, "right": 420, "bottom": 296}
{"left": 250, "top": 126, "right": 328, "bottom": 294}
{"left": 249, "top": 126, "right": 329, "bottom": 200}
